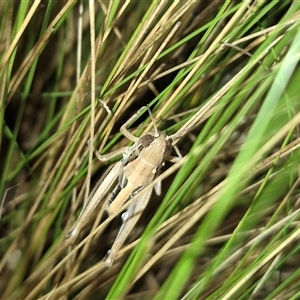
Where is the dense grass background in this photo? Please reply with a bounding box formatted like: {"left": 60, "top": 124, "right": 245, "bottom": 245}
{"left": 1, "top": 1, "right": 300, "bottom": 299}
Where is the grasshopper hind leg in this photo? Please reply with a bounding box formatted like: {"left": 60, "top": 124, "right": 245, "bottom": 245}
{"left": 103, "top": 188, "right": 153, "bottom": 267}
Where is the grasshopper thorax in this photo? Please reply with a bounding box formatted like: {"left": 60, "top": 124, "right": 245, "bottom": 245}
{"left": 139, "top": 132, "right": 172, "bottom": 165}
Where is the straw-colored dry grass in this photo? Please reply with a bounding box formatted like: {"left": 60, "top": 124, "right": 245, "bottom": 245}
{"left": 1, "top": 1, "right": 300, "bottom": 299}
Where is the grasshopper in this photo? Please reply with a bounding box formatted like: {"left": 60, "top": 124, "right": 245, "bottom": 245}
{"left": 66, "top": 106, "right": 182, "bottom": 266}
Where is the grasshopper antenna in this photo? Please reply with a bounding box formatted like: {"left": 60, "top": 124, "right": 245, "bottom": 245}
{"left": 146, "top": 106, "right": 159, "bottom": 137}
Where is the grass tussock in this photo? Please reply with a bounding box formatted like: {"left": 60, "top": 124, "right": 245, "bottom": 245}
{"left": 1, "top": 1, "right": 300, "bottom": 299}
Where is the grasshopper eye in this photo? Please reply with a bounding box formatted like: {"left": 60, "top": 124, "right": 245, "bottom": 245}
{"left": 140, "top": 134, "right": 155, "bottom": 148}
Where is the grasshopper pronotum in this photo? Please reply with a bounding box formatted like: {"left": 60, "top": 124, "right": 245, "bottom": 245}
{"left": 66, "top": 106, "right": 182, "bottom": 266}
